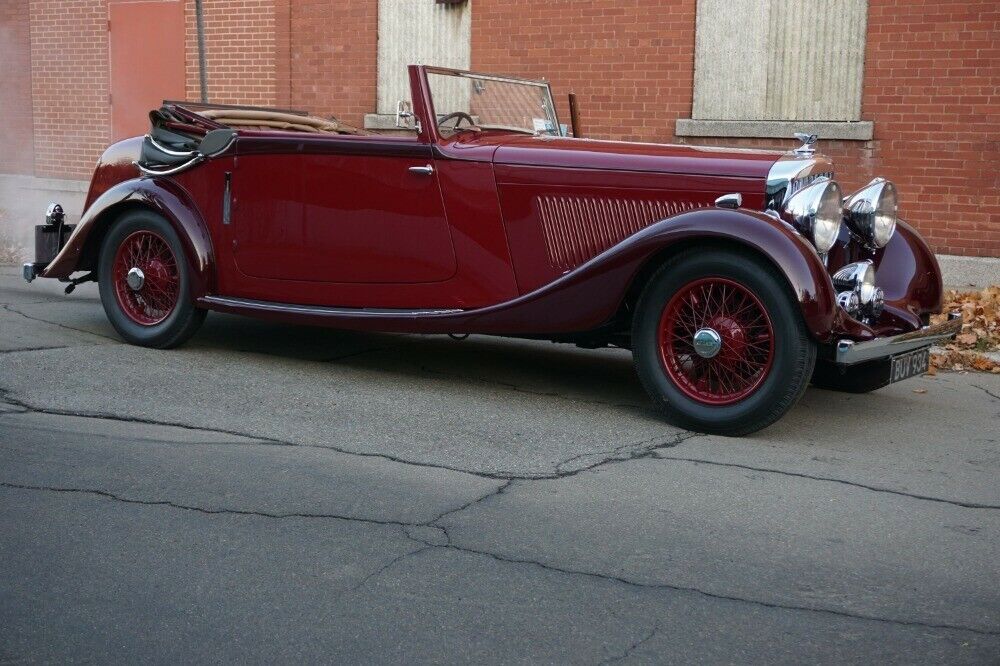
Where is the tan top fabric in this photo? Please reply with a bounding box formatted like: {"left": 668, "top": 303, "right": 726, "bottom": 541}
{"left": 197, "top": 109, "right": 364, "bottom": 135}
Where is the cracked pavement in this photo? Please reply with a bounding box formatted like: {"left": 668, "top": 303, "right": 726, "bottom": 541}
{"left": 1, "top": 266, "right": 999, "bottom": 664}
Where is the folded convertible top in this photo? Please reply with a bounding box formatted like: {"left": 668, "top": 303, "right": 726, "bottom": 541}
{"left": 195, "top": 108, "right": 364, "bottom": 135}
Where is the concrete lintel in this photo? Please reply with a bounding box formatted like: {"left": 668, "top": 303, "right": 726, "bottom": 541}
{"left": 363, "top": 114, "right": 419, "bottom": 133}
{"left": 676, "top": 119, "right": 874, "bottom": 141}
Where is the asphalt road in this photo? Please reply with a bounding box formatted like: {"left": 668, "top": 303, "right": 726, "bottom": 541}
{"left": 1, "top": 265, "right": 998, "bottom": 664}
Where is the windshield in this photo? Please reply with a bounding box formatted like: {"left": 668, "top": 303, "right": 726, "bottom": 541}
{"left": 427, "top": 70, "right": 561, "bottom": 136}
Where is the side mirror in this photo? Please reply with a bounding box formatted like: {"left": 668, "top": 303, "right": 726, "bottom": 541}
{"left": 395, "top": 100, "right": 417, "bottom": 130}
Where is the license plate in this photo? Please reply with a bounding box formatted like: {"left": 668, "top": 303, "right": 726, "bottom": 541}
{"left": 889, "top": 347, "right": 930, "bottom": 384}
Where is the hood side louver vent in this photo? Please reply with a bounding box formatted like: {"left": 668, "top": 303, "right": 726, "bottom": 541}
{"left": 537, "top": 195, "right": 700, "bottom": 271}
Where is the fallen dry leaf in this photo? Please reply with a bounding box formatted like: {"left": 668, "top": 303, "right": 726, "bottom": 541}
{"left": 955, "top": 332, "right": 978, "bottom": 346}
{"left": 912, "top": 388, "right": 927, "bottom": 394}
{"left": 928, "top": 286, "right": 1000, "bottom": 372}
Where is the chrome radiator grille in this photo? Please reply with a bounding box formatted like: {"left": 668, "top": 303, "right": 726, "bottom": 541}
{"left": 788, "top": 171, "right": 833, "bottom": 198}
{"left": 537, "top": 195, "right": 699, "bottom": 271}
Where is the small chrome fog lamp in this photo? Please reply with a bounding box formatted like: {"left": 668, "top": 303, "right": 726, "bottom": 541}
{"left": 843, "top": 178, "right": 897, "bottom": 248}
{"left": 832, "top": 260, "right": 884, "bottom": 323}
{"left": 836, "top": 290, "right": 861, "bottom": 318}
{"left": 784, "top": 178, "right": 843, "bottom": 254}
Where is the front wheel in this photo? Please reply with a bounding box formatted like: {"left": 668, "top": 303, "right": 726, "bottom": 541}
{"left": 632, "top": 248, "right": 816, "bottom": 436}
{"left": 98, "top": 210, "right": 206, "bottom": 348}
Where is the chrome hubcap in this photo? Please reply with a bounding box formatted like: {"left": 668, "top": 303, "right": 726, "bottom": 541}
{"left": 692, "top": 327, "right": 722, "bottom": 359}
{"left": 126, "top": 267, "right": 145, "bottom": 291}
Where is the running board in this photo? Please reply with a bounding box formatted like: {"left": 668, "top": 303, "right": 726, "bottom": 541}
{"left": 200, "top": 295, "right": 463, "bottom": 319}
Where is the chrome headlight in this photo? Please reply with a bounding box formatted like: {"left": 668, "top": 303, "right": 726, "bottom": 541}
{"left": 784, "top": 178, "right": 843, "bottom": 254}
{"left": 844, "top": 178, "right": 897, "bottom": 248}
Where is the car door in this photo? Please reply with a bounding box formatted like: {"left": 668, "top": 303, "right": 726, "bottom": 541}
{"left": 231, "top": 135, "right": 457, "bottom": 284}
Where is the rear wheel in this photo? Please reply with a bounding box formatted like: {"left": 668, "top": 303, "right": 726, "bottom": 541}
{"left": 98, "top": 210, "right": 206, "bottom": 348}
{"left": 632, "top": 248, "right": 816, "bottom": 435}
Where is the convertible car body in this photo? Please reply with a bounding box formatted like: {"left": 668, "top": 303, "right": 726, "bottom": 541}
{"left": 22, "top": 65, "right": 960, "bottom": 434}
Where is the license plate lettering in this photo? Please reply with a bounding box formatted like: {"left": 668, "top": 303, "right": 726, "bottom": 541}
{"left": 890, "top": 348, "right": 930, "bottom": 384}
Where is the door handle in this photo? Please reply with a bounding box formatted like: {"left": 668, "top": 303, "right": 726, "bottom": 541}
{"left": 408, "top": 164, "right": 434, "bottom": 176}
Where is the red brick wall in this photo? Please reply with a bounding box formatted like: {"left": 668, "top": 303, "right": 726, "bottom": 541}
{"left": 0, "top": 0, "right": 35, "bottom": 175}
{"left": 472, "top": 0, "right": 1000, "bottom": 257}
{"left": 857, "top": 0, "right": 999, "bottom": 256}
{"left": 287, "top": 0, "right": 376, "bottom": 127}
{"left": 27, "top": 0, "right": 110, "bottom": 179}
{"left": 183, "top": 0, "right": 277, "bottom": 106}
{"left": 11, "top": 0, "right": 999, "bottom": 256}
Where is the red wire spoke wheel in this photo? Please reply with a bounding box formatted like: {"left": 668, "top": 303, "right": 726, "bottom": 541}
{"left": 657, "top": 277, "right": 774, "bottom": 405}
{"left": 98, "top": 211, "right": 206, "bottom": 348}
{"left": 111, "top": 230, "right": 180, "bottom": 326}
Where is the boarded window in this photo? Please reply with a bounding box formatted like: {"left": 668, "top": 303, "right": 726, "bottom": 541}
{"left": 375, "top": 0, "right": 471, "bottom": 115}
{"left": 692, "top": 0, "right": 868, "bottom": 122}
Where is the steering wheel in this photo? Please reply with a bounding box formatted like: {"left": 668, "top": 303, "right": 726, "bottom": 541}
{"left": 437, "top": 111, "right": 476, "bottom": 131}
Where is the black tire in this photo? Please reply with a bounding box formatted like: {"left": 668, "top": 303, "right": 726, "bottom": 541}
{"left": 632, "top": 248, "right": 816, "bottom": 436}
{"left": 810, "top": 358, "right": 892, "bottom": 393}
{"left": 98, "top": 209, "right": 206, "bottom": 348}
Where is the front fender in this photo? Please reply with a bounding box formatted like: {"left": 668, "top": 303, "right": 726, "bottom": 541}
{"left": 41, "top": 177, "right": 215, "bottom": 298}
{"left": 874, "top": 219, "right": 943, "bottom": 329}
{"left": 464, "top": 207, "right": 838, "bottom": 339}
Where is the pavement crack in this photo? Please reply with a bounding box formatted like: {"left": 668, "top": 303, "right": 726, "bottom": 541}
{"left": 0, "top": 481, "right": 417, "bottom": 529}
{"left": 655, "top": 455, "right": 1000, "bottom": 510}
{"left": 0, "top": 385, "right": 696, "bottom": 482}
{"left": 600, "top": 623, "right": 658, "bottom": 664}
{"left": 0, "top": 303, "right": 118, "bottom": 342}
{"left": 428, "top": 541, "right": 1000, "bottom": 637}
{"left": 341, "top": 543, "right": 434, "bottom": 597}
{"left": 555, "top": 432, "right": 700, "bottom": 476}
{"left": 972, "top": 383, "right": 1000, "bottom": 402}
{"left": 6, "top": 475, "right": 997, "bottom": 637}
{"left": 0, "top": 345, "right": 71, "bottom": 355}
{"left": 425, "top": 480, "right": 516, "bottom": 542}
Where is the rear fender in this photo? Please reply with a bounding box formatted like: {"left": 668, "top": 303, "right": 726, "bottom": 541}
{"left": 41, "top": 177, "right": 214, "bottom": 298}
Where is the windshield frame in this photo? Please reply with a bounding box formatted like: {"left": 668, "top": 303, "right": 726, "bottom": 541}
{"left": 422, "top": 65, "right": 561, "bottom": 139}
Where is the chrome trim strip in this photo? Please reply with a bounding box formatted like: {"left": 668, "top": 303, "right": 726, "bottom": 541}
{"left": 133, "top": 156, "right": 205, "bottom": 177}
{"left": 202, "top": 296, "right": 463, "bottom": 318}
{"left": 145, "top": 134, "right": 196, "bottom": 157}
{"left": 832, "top": 315, "right": 961, "bottom": 365}
{"left": 204, "top": 132, "right": 237, "bottom": 157}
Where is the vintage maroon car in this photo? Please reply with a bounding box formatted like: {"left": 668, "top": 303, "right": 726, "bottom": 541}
{"left": 23, "top": 65, "right": 960, "bottom": 434}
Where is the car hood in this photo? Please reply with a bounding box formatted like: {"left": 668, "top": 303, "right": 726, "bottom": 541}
{"left": 492, "top": 135, "right": 782, "bottom": 179}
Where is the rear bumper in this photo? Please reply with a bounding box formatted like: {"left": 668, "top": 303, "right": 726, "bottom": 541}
{"left": 830, "top": 312, "right": 962, "bottom": 365}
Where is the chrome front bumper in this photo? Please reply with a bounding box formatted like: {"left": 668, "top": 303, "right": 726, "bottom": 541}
{"left": 832, "top": 312, "right": 962, "bottom": 365}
